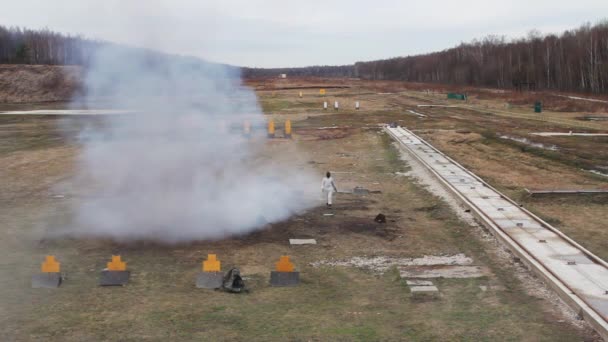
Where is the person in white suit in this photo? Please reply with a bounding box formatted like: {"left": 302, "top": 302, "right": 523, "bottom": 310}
{"left": 321, "top": 171, "right": 338, "bottom": 208}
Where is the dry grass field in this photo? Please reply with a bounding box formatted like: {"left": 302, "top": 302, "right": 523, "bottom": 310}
{"left": 1, "top": 77, "right": 606, "bottom": 341}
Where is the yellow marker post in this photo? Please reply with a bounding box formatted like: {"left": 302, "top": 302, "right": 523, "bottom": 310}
{"left": 284, "top": 120, "right": 292, "bottom": 139}
{"left": 41, "top": 255, "right": 60, "bottom": 273}
{"left": 203, "top": 254, "right": 221, "bottom": 272}
{"left": 319, "top": 89, "right": 326, "bottom": 96}
{"left": 276, "top": 256, "right": 295, "bottom": 272}
{"left": 107, "top": 255, "right": 127, "bottom": 271}
{"left": 267, "top": 120, "right": 275, "bottom": 138}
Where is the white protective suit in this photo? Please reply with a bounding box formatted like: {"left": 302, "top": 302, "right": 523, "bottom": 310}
{"left": 321, "top": 176, "right": 337, "bottom": 205}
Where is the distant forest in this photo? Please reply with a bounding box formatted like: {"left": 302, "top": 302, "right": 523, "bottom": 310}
{"left": 241, "top": 65, "right": 356, "bottom": 78}
{"left": 2, "top": 22, "right": 607, "bottom": 93}
{"left": 0, "top": 25, "right": 101, "bottom": 65}
{"left": 0, "top": 25, "right": 232, "bottom": 73}
{"left": 354, "top": 21, "right": 608, "bottom": 94}
{"left": 247, "top": 21, "right": 608, "bottom": 94}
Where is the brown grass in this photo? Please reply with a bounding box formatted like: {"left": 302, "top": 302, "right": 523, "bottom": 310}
{"left": 0, "top": 79, "right": 603, "bottom": 341}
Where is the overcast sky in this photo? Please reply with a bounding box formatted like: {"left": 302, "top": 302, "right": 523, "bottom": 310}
{"left": 1, "top": 1, "right": 607, "bottom": 67}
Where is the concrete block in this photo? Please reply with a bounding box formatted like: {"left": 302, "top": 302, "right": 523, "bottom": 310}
{"left": 270, "top": 271, "right": 300, "bottom": 287}
{"left": 32, "top": 273, "right": 62, "bottom": 288}
{"left": 289, "top": 239, "right": 317, "bottom": 245}
{"left": 410, "top": 285, "right": 439, "bottom": 299}
{"left": 406, "top": 280, "right": 434, "bottom": 286}
{"left": 353, "top": 187, "right": 369, "bottom": 195}
{"left": 99, "top": 270, "right": 130, "bottom": 286}
{"left": 196, "top": 272, "right": 224, "bottom": 289}
{"left": 400, "top": 265, "right": 489, "bottom": 279}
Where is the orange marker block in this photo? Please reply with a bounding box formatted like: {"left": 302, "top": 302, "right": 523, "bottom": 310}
{"left": 268, "top": 120, "right": 275, "bottom": 137}
{"left": 107, "top": 255, "right": 126, "bottom": 271}
{"left": 276, "top": 256, "right": 295, "bottom": 272}
{"left": 203, "top": 254, "right": 221, "bottom": 272}
{"left": 285, "top": 120, "right": 292, "bottom": 138}
{"left": 41, "top": 255, "right": 60, "bottom": 273}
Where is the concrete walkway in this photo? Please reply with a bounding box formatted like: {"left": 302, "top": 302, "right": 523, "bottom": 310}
{"left": 531, "top": 132, "right": 608, "bottom": 137}
{"left": 0, "top": 109, "right": 135, "bottom": 115}
{"left": 386, "top": 125, "right": 608, "bottom": 340}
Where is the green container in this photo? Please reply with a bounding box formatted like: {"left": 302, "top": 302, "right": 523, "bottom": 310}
{"left": 534, "top": 101, "right": 542, "bottom": 113}
{"left": 447, "top": 93, "right": 467, "bottom": 100}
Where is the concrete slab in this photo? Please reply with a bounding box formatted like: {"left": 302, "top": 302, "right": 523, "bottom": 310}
{"left": 32, "top": 273, "right": 62, "bottom": 288}
{"left": 353, "top": 187, "right": 370, "bottom": 194}
{"left": 289, "top": 239, "right": 317, "bottom": 245}
{"left": 0, "top": 109, "right": 136, "bottom": 115}
{"left": 531, "top": 132, "right": 608, "bottom": 137}
{"left": 196, "top": 272, "right": 224, "bottom": 289}
{"left": 410, "top": 285, "right": 439, "bottom": 293}
{"left": 410, "top": 286, "right": 439, "bottom": 299}
{"left": 406, "top": 280, "right": 434, "bottom": 286}
{"left": 270, "top": 271, "right": 300, "bottom": 287}
{"left": 399, "top": 265, "right": 489, "bottom": 279}
{"left": 99, "top": 270, "right": 130, "bottom": 286}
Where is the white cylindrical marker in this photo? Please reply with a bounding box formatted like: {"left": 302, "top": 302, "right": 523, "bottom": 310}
{"left": 355, "top": 101, "right": 360, "bottom": 110}
{"left": 334, "top": 101, "right": 339, "bottom": 110}
{"left": 323, "top": 101, "right": 328, "bottom": 110}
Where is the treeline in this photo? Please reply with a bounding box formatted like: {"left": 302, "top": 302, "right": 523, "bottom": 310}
{"left": 245, "top": 21, "right": 608, "bottom": 94}
{"left": 0, "top": 25, "right": 103, "bottom": 65}
{"left": 0, "top": 25, "right": 235, "bottom": 74}
{"left": 358, "top": 21, "right": 608, "bottom": 94}
{"left": 242, "top": 65, "right": 355, "bottom": 78}
{"left": 4, "top": 22, "right": 607, "bottom": 94}
{"left": 355, "top": 21, "right": 608, "bottom": 93}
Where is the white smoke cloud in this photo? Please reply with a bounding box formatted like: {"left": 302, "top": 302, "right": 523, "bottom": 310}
{"left": 64, "top": 45, "right": 317, "bottom": 243}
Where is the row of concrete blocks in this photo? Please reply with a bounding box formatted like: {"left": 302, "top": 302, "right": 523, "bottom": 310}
{"left": 31, "top": 255, "right": 301, "bottom": 288}
{"left": 31, "top": 270, "right": 132, "bottom": 288}
{"left": 32, "top": 270, "right": 300, "bottom": 288}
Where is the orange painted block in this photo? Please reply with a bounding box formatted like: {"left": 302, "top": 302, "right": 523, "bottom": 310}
{"left": 276, "top": 256, "right": 295, "bottom": 272}
{"left": 203, "top": 254, "right": 221, "bottom": 272}
{"left": 41, "top": 255, "right": 60, "bottom": 273}
{"left": 285, "top": 120, "right": 292, "bottom": 136}
{"left": 107, "top": 255, "right": 127, "bottom": 271}
{"left": 268, "top": 120, "right": 275, "bottom": 135}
